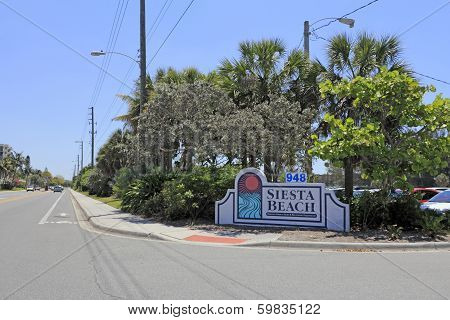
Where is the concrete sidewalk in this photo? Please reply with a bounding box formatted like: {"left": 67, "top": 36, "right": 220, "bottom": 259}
{"left": 70, "top": 189, "right": 280, "bottom": 245}
{"left": 70, "top": 189, "right": 450, "bottom": 250}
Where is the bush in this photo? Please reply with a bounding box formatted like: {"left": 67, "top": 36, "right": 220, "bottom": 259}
{"left": 0, "top": 182, "right": 14, "bottom": 190}
{"left": 350, "top": 192, "right": 389, "bottom": 230}
{"left": 350, "top": 191, "right": 423, "bottom": 230}
{"left": 386, "top": 193, "right": 422, "bottom": 230}
{"left": 420, "top": 210, "right": 447, "bottom": 238}
{"left": 121, "top": 168, "right": 178, "bottom": 215}
{"left": 113, "top": 167, "right": 137, "bottom": 198}
{"left": 88, "top": 168, "right": 112, "bottom": 197}
{"left": 120, "top": 165, "right": 240, "bottom": 223}
{"left": 159, "top": 165, "right": 240, "bottom": 222}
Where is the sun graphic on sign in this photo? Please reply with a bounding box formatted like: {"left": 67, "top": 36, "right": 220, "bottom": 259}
{"left": 237, "top": 173, "right": 262, "bottom": 219}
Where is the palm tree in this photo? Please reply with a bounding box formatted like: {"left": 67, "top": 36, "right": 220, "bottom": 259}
{"left": 114, "top": 75, "right": 154, "bottom": 132}
{"left": 322, "top": 32, "right": 408, "bottom": 198}
{"left": 219, "top": 39, "right": 286, "bottom": 108}
{"left": 218, "top": 39, "right": 322, "bottom": 180}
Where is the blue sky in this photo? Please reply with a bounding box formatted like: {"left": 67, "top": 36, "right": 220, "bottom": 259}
{"left": 1, "top": 0, "right": 449, "bottom": 179}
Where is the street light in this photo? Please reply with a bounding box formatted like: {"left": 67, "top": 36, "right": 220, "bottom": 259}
{"left": 337, "top": 18, "right": 355, "bottom": 28}
{"left": 90, "top": 48, "right": 146, "bottom": 172}
{"left": 90, "top": 50, "right": 140, "bottom": 65}
{"left": 304, "top": 17, "right": 356, "bottom": 56}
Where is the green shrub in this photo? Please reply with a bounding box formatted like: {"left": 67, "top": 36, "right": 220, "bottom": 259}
{"left": 420, "top": 210, "right": 446, "bottom": 238}
{"left": 88, "top": 168, "right": 112, "bottom": 197}
{"left": 113, "top": 167, "right": 137, "bottom": 198}
{"left": 159, "top": 165, "right": 240, "bottom": 223}
{"left": 386, "top": 193, "right": 422, "bottom": 230}
{"left": 121, "top": 168, "right": 178, "bottom": 215}
{"left": 350, "top": 191, "right": 423, "bottom": 231}
{"left": 120, "top": 165, "right": 240, "bottom": 223}
{"left": 386, "top": 224, "right": 403, "bottom": 240}
{"left": 350, "top": 192, "right": 389, "bottom": 230}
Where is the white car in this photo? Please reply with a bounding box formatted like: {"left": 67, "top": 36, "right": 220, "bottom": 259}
{"left": 420, "top": 190, "right": 450, "bottom": 214}
{"left": 26, "top": 186, "right": 34, "bottom": 192}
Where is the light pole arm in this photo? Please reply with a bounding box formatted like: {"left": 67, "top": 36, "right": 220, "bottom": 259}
{"left": 91, "top": 51, "right": 140, "bottom": 66}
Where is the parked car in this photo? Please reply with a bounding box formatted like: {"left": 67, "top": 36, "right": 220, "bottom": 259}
{"left": 26, "top": 186, "right": 34, "bottom": 192}
{"left": 53, "top": 186, "right": 63, "bottom": 193}
{"left": 412, "top": 187, "right": 441, "bottom": 203}
{"left": 420, "top": 190, "right": 450, "bottom": 214}
{"left": 428, "top": 187, "right": 450, "bottom": 192}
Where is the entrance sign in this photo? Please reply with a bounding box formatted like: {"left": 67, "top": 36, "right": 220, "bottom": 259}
{"left": 215, "top": 168, "right": 350, "bottom": 232}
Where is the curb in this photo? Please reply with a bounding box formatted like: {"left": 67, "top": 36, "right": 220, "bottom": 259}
{"left": 70, "top": 190, "right": 171, "bottom": 242}
{"left": 70, "top": 190, "right": 450, "bottom": 251}
{"left": 240, "top": 239, "right": 450, "bottom": 251}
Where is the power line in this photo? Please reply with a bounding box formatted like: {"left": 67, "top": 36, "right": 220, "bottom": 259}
{"left": 89, "top": 0, "right": 124, "bottom": 109}
{"left": 147, "top": 0, "right": 175, "bottom": 42}
{"left": 412, "top": 71, "right": 450, "bottom": 86}
{"left": 399, "top": 1, "right": 449, "bottom": 37}
{"left": 0, "top": 0, "right": 132, "bottom": 90}
{"left": 90, "top": 0, "right": 130, "bottom": 110}
{"left": 312, "top": 0, "right": 380, "bottom": 32}
{"left": 147, "top": 0, "right": 196, "bottom": 68}
{"left": 96, "top": 0, "right": 176, "bottom": 144}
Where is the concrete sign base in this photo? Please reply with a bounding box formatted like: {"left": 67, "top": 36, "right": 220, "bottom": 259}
{"left": 215, "top": 168, "right": 350, "bottom": 232}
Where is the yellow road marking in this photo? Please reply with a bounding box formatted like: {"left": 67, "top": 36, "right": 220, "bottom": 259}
{"left": 0, "top": 191, "right": 49, "bottom": 204}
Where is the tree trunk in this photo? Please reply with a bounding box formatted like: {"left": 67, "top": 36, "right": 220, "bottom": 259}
{"left": 304, "top": 154, "right": 313, "bottom": 182}
{"left": 344, "top": 158, "right": 353, "bottom": 199}
{"left": 263, "top": 154, "right": 272, "bottom": 181}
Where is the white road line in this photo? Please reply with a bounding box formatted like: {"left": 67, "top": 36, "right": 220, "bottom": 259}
{"left": 38, "top": 192, "right": 65, "bottom": 224}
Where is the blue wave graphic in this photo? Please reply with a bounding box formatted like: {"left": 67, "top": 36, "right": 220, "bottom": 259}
{"left": 238, "top": 192, "right": 262, "bottom": 219}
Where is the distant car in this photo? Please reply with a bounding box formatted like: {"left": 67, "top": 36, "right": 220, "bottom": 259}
{"left": 412, "top": 187, "right": 441, "bottom": 203}
{"left": 329, "top": 188, "right": 344, "bottom": 198}
{"left": 420, "top": 190, "right": 450, "bottom": 214}
{"left": 26, "top": 186, "right": 34, "bottom": 192}
{"left": 34, "top": 186, "right": 40, "bottom": 191}
{"left": 353, "top": 188, "right": 380, "bottom": 197}
{"left": 53, "top": 186, "right": 63, "bottom": 193}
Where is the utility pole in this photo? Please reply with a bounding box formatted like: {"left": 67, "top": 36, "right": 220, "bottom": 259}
{"left": 77, "top": 154, "right": 80, "bottom": 175}
{"left": 139, "top": 0, "right": 147, "bottom": 115}
{"left": 303, "top": 20, "right": 310, "bottom": 57}
{"left": 137, "top": 0, "right": 147, "bottom": 172}
{"left": 89, "top": 107, "right": 96, "bottom": 167}
{"left": 75, "top": 140, "right": 83, "bottom": 170}
{"left": 73, "top": 164, "right": 76, "bottom": 178}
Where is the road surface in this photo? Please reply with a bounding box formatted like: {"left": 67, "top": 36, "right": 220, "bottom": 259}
{"left": 0, "top": 190, "right": 449, "bottom": 299}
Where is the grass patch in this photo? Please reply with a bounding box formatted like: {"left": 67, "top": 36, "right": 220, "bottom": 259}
{"left": 79, "top": 191, "right": 122, "bottom": 209}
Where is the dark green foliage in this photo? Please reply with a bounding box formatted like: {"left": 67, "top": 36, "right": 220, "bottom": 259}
{"left": 386, "top": 224, "right": 403, "bottom": 240}
{"left": 112, "top": 167, "right": 137, "bottom": 198}
{"left": 159, "top": 165, "right": 240, "bottom": 222}
{"left": 350, "top": 192, "right": 422, "bottom": 231}
{"left": 386, "top": 193, "right": 422, "bottom": 229}
{"left": 88, "top": 168, "right": 112, "bottom": 197}
{"left": 121, "top": 168, "right": 178, "bottom": 215}
{"left": 121, "top": 165, "right": 240, "bottom": 223}
{"left": 420, "top": 210, "right": 447, "bottom": 238}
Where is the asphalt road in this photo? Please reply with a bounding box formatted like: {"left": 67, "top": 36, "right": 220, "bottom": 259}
{"left": 0, "top": 190, "right": 449, "bottom": 300}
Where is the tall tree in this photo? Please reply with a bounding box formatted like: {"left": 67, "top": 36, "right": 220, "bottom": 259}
{"left": 321, "top": 32, "right": 408, "bottom": 198}
{"left": 218, "top": 39, "right": 320, "bottom": 179}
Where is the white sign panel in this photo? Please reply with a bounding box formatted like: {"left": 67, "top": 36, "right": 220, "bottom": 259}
{"left": 215, "top": 168, "right": 350, "bottom": 232}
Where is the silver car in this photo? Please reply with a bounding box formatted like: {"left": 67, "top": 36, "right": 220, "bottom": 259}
{"left": 420, "top": 190, "right": 450, "bottom": 214}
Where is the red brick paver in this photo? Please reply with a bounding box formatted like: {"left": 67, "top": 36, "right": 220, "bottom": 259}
{"left": 184, "top": 235, "right": 246, "bottom": 244}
